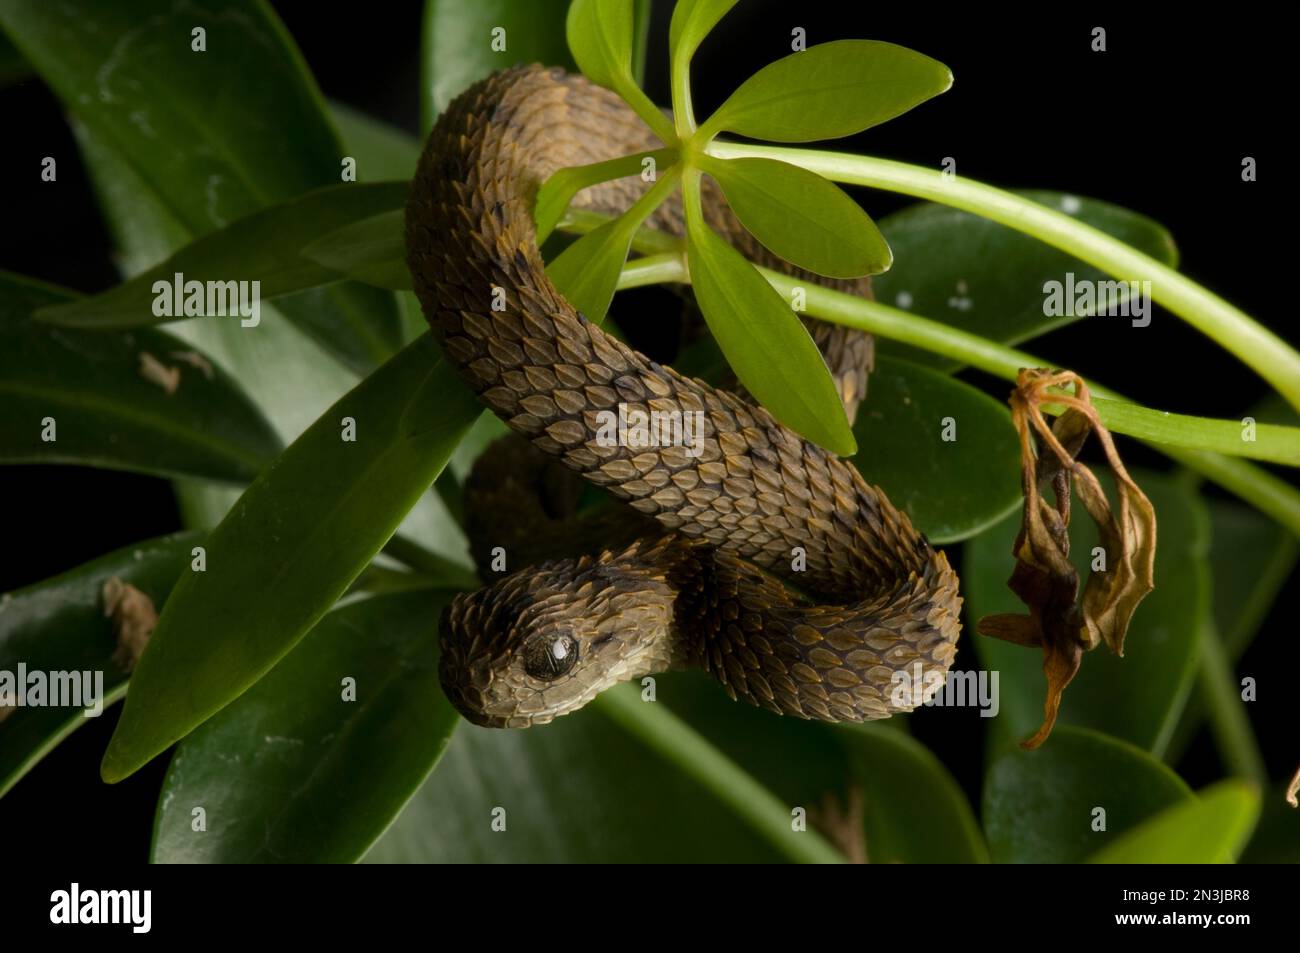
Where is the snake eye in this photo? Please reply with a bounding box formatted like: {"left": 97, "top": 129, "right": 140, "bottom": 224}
{"left": 523, "top": 632, "right": 579, "bottom": 681}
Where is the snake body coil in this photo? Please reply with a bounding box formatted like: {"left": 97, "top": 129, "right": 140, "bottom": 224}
{"left": 407, "top": 66, "right": 962, "bottom": 728}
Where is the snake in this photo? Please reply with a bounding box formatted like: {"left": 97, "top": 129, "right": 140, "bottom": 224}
{"left": 406, "top": 65, "right": 963, "bottom": 728}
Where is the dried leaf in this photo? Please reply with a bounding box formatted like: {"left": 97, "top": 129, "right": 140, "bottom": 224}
{"left": 977, "top": 369, "right": 1157, "bottom": 748}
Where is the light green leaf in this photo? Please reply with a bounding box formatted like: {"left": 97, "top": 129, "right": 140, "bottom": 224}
{"left": 546, "top": 166, "right": 682, "bottom": 322}
{"left": 1, "top": 271, "right": 280, "bottom": 483}
{"left": 701, "top": 155, "right": 889, "bottom": 278}
{"left": 968, "top": 471, "right": 1208, "bottom": 754}
{"left": 566, "top": 0, "right": 675, "bottom": 143}
{"left": 851, "top": 356, "right": 1020, "bottom": 544}
{"left": 874, "top": 191, "right": 1179, "bottom": 370}
{"left": 100, "top": 336, "right": 481, "bottom": 782}
{"left": 699, "top": 40, "right": 952, "bottom": 143}
{"left": 983, "top": 726, "right": 1193, "bottom": 863}
{"left": 151, "top": 589, "right": 461, "bottom": 862}
{"left": 685, "top": 180, "right": 856, "bottom": 456}
{"left": 1087, "top": 780, "right": 1259, "bottom": 863}
{"left": 534, "top": 149, "right": 673, "bottom": 245}
{"left": 0, "top": 532, "right": 199, "bottom": 799}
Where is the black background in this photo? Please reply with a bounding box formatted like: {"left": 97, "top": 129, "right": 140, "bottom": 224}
{"left": 0, "top": 1, "right": 1294, "bottom": 861}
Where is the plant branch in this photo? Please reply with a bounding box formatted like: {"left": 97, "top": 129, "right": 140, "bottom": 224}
{"left": 706, "top": 141, "right": 1300, "bottom": 415}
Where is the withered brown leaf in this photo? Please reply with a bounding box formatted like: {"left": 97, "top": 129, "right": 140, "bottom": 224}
{"left": 978, "top": 369, "right": 1157, "bottom": 749}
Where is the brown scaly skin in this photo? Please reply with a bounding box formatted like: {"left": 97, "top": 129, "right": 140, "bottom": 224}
{"left": 407, "top": 66, "right": 962, "bottom": 728}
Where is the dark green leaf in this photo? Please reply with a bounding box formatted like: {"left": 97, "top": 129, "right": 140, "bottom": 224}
{"left": 366, "top": 683, "right": 836, "bottom": 863}
{"left": 1240, "top": 784, "right": 1300, "bottom": 863}
{"left": 701, "top": 156, "right": 889, "bottom": 278}
{"left": 151, "top": 589, "right": 460, "bottom": 862}
{"left": 302, "top": 209, "right": 411, "bottom": 292}
{"left": 1, "top": 271, "right": 280, "bottom": 483}
{"left": 100, "top": 336, "right": 481, "bottom": 782}
{"left": 841, "top": 724, "right": 989, "bottom": 863}
{"left": 0, "top": 0, "right": 405, "bottom": 375}
{"left": 968, "top": 471, "right": 1208, "bottom": 753}
{"left": 983, "top": 726, "right": 1192, "bottom": 863}
{"left": 874, "top": 191, "right": 1179, "bottom": 370}
{"left": 685, "top": 189, "right": 856, "bottom": 456}
{"left": 421, "top": 0, "right": 576, "bottom": 130}
{"left": 330, "top": 101, "right": 421, "bottom": 181}
{"left": 850, "top": 356, "right": 1020, "bottom": 544}
{"left": 1087, "top": 780, "right": 1259, "bottom": 863}
{"left": 37, "top": 184, "right": 407, "bottom": 330}
{"left": 0, "top": 532, "right": 200, "bottom": 798}
{"left": 700, "top": 40, "right": 951, "bottom": 143}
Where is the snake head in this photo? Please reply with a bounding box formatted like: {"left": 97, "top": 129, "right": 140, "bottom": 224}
{"left": 438, "top": 546, "right": 682, "bottom": 728}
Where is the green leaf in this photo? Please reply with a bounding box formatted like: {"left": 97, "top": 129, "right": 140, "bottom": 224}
{"left": 0, "top": 532, "right": 200, "bottom": 799}
{"left": 1, "top": 271, "right": 281, "bottom": 483}
{"left": 36, "top": 184, "right": 407, "bottom": 331}
{"left": 0, "top": 27, "right": 30, "bottom": 87}
{"left": 421, "top": 0, "right": 576, "bottom": 130}
{"left": 685, "top": 181, "right": 856, "bottom": 456}
{"left": 329, "top": 101, "right": 420, "bottom": 181}
{"left": 534, "top": 149, "right": 673, "bottom": 245}
{"left": 0, "top": 0, "right": 405, "bottom": 376}
{"left": 365, "top": 682, "right": 838, "bottom": 863}
{"left": 1088, "top": 780, "right": 1259, "bottom": 863}
{"left": 151, "top": 589, "right": 460, "bottom": 862}
{"left": 874, "top": 191, "right": 1179, "bottom": 370}
{"left": 546, "top": 166, "right": 682, "bottom": 322}
{"left": 100, "top": 336, "right": 481, "bottom": 782}
{"left": 302, "top": 209, "right": 411, "bottom": 292}
{"left": 850, "top": 357, "right": 1020, "bottom": 543}
{"left": 669, "top": 0, "right": 737, "bottom": 66}
{"left": 658, "top": 670, "right": 987, "bottom": 862}
{"left": 841, "top": 724, "right": 990, "bottom": 863}
{"left": 968, "top": 471, "right": 1208, "bottom": 754}
{"left": 699, "top": 40, "right": 952, "bottom": 143}
{"left": 983, "top": 726, "right": 1193, "bottom": 863}
{"left": 700, "top": 156, "right": 889, "bottom": 278}
{"left": 566, "top": 0, "right": 675, "bottom": 143}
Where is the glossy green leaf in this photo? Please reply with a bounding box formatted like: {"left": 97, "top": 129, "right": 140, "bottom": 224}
{"left": 1, "top": 271, "right": 280, "bottom": 483}
{"left": 699, "top": 40, "right": 952, "bottom": 143}
{"left": 151, "top": 589, "right": 460, "bottom": 862}
{"left": 685, "top": 186, "right": 856, "bottom": 456}
{"left": 841, "top": 724, "right": 990, "bottom": 863}
{"left": 874, "top": 191, "right": 1179, "bottom": 370}
{"left": 0, "top": 532, "right": 199, "bottom": 799}
{"left": 534, "top": 149, "right": 672, "bottom": 245}
{"left": 37, "top": 184, "right": 407, "bottom": 332}
{"left": 566, "top": 0, "right": 674, "bottom": 142}
{"left": 983, "top": 726, "right": 1193, "bottom": 863}
{"left": 701, "top": 156, "right": 889, "bottom": 278}
{"left": 302, "top": 209, "right": 411, "bottom": 292}
{"left": 0, "top": 0, "right": 405, "bottom": 376}
{"left": 1087, "top": 780, "right": 1259, "bottom": 863}
{"left": 968, "top": 471, "right": 1207, "bottom": 753}
{"left": 850, "top": 356, "right": 1020, "bottom": 544}
{"left": 1166, "top": 500, "right": 1298, "bottom": 763}
{"left": 330, "top": 101, "right": 421, "bottom": 181}
{"left": 421, "top": 0, "right": 576, "bottom": 130}
{"left": 367, "top": 682, "right": 838, "bottom": 863}
{"left": 100, "top": 336, "right": 481, "bottom": 782}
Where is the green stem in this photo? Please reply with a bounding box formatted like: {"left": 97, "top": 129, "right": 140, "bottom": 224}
{"left": 1197, "top": 622, "right": 1268, "bottom": 787}
{"left": 554, "top": 216, "right": 1300, "bottom": 538}
{"left": 707, "top": 142, "right": 1300, "bottom": 415}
